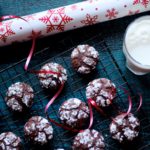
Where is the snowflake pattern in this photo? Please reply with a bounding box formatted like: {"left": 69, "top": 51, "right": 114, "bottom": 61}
{"left": 133, "top": 0, "right": 150, "bottom": 8}
{"left": 28, "top": 30, "right": 42, "bottom": 39}
{"left": 24, "top": 14, "right": 36, "bottom": 21}
{"left": 0, "top": 21, "right": 15, "bottom": 42}
{"left": 39, "top": 7, "right": 73, "bottom": 33}
{"left": 105, "top": 8, "right": 118, "bottom": 19}
{"left": 81, "top": 14, "right": 98, "bottom": 25}
{"left": 128, "top": 10, "right": 140, "bottom": 15}
{"left": 70, "top": 5, "right": 78, "bottom": 10}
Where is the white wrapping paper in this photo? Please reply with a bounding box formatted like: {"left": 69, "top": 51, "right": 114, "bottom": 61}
{"left": 0, "top": 0, "right": 150, "bottom": 46}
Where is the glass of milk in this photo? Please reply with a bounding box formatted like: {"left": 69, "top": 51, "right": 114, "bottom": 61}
{"left": 123, "top": 16, "right": 150, "bottom": 75}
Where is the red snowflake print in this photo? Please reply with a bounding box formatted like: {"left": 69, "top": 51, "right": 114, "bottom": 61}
{"left": 133, "top": 0, "right": 150, "bottom": 8}
{"left": 81, "top": 14, "right": 98, "bottom": 25}
{"left": 0, "top": 27, "right": 4, "bottom": 32}
{"left": 39, "top": 7, "right": 73, "bottom": 33}
{"left": 105, "top": 8, "right": 118, "bottom": 19}
{"left": 0, "top": 21, "right": 15, "bottom": 43}
{"left": 128, "top": 10, "right": 140, "bottom": 15}
{"left": 28, "top": 30, "right": 42, "bottom": 39}
{"left": 70, "top": 5, "right": 78, "bottom": 10}
{"left": 52, "top": 16, "right": 59, "bottom": 23}
{"left": 24, "top": 14, "right": 36, "bottom": 21}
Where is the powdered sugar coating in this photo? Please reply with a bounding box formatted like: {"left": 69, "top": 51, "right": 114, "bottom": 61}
{"left": 59, "top": 98, "right": 89, "bottom": 128}
{"left": 5, "top": 82, "right": 34, "bottom": 112}
{"left": 38, "top": 62, "right": 67, "bottom": 89}
{"left": 24, "top": 116, "right": 53, "bottom": 145}
{"left": 73, "top": 129, "right": 105, "bottom": 150}
{"left": 71, "top": 45, "right": 99, "bottom": 74}
{"left": 110, "top": 113, "right": 140, "bottom": 143}
{"left": 0, "top": 132, "right": 21, "bottom": 150}
{"left": 86, "top": 78, "right": 116, "bottom": 107}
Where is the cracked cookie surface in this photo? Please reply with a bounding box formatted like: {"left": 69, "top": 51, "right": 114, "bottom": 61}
{"left": 24, "top": 116, "right": 53, "bottom": 145}
{"left": 5, "top": 82, "right": 34, "bottom": 112}
{"left": 73, "top": 129, "right": 105, "bottom": 150}
{"left": 59, "top": 98, "right": 89, "bottom": 128}
{"left": 38, "top": 62, "right": 67, "bottom": 89}
{"left": 71, "top": 45, "right": 99, "bottom": 74}
{"left": 0, "top": 132, "right": 22, "bottom": 150}
{"left": 110, "top": 113, "right": 140, "bottom": 143}
{"left": 86, "top": 78, "right": 116, "bottom": 107}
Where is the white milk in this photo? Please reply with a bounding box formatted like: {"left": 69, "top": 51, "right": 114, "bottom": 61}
{"left": 123, "top": 16, "right": 150, "bottom": 75}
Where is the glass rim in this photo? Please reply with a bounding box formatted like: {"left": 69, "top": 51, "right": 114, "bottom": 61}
{"left": 124, "top": 15, "right": 150, "bottom": 68}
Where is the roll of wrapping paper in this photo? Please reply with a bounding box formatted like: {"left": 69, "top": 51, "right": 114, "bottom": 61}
{"left": 0, "top": 0, "right": 150, "bottom": 46}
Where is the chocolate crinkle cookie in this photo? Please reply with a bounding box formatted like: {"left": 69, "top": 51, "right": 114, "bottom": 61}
{"left": 59, "top": 98, "right": 89, "bottom": 128}
{"left": 110, "top": 113, "right": 140, "bottom": 143}
{"left": 72, "top": 129, "right": 105, "bottom": 150}
{"left": 71, "top": 44, "right": 99, "bottom": 74}
{"left": 5, "top": 82, "right": 34, "bottom": 113}
{"left": 38, "top": 62, "right": 67, "bottom": 89}
{"left": 0, "top": 132, "right": 22, "bottom": 150}
{"left": 24, "top": 116, "right": 53, "bottom": 145}
{"left": 86, "top": 78, "right": 116, "bottom": 107}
